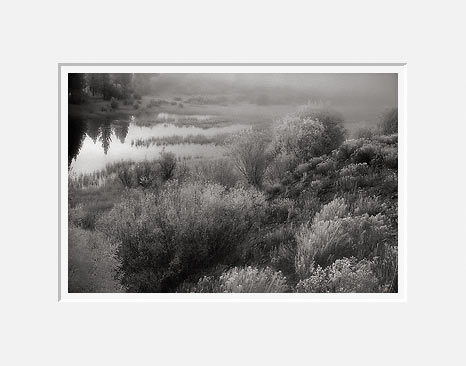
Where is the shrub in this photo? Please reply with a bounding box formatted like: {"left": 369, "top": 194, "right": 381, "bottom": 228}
{"left": 158, "top": 151, "right": 177, "bottom": 181}
{"left": 68, "top": 202, "right": 110, "bottom": 230}
{"left": 379, "top": 107, "right": 398, "bottom": 135}
{"left": 117, "top": 165, "right": 135, "bottom": 188}
{"left": 266, "top": 226, "right": 298, "bottom": 277}
{"left": 295, "top": 258, "right": 379, "bottom": 293}
{"left": 315, "top": 158, "right": 337, "bottom": 175}
{"left": 295, "top": 198, "right": 389, "bottom": 279}
{"left": 273, "top": 107, "right": 345, "bottom": 162}
{"left": 134, "top": 161, "right": 160, "bottom": 188}
{"left": 263, "top": 198, "right": 296, "bottom": 223}
{"left": 68, "top": 225, "right": 124, "bottom": 293}
{"left": 294, "top": 162, "right": 313, "bottom": 177}
{"left": 339, "top": 163, "right": 370, "bottom": 177}
{"left": 115, "top": 161, "right": 161, "bottom": 189}
{"left": 372, "top": 243, "right": 398, "bottom": 292}
{"left": 312, "top": 197, "right": 348, "bottom": 222}
{"left": 351, "top": 143, "right": 380, "bottom": 165}
{"left": 191, "top": 266, "right": 288, "bottom": 293}
{"left": 110, "top": 97, "right": 119, "bottom": 110}
{"left": 227, "top": 129, "right": 272, "bottom": 187}
{"left": 133, "top": 102, "right": 139, "bottom": 110}
{"left": 351, "top": 194, "right": 384, "bottom": 216}
{"left": 336, "top": 139, "right": 364, "bottom": 162}
{"left": 335, "top": 175, "right": 358, "bottom": 192}
{"left": 97, "top": 182, "right": 267, "bottom": 292}
{"left": 380, "top": 145, "right": 398, "bottom": 169}
{"left": 266, "top": 153, "right": 297, "bottom": 184}
{"left": 374, "top": 134, "right": 398, "bottom": 145}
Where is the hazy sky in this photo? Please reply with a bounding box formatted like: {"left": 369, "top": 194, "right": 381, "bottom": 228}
{"left": 152, "top": 73, "right": 397, "bottom": 104}
{"left": 150, "top": 73, "right": 397, "bottom": 123}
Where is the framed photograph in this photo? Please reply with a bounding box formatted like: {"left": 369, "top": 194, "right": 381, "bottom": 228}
{"left": 7, "top": 1, "right": 466, "bottom": 364}
{"left": 59, "top": 64, "right": 406, "bottom": 301}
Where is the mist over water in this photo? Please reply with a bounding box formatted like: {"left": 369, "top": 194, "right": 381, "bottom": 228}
{"left": 69, "top": 73, "right": 398, "bottom": 175}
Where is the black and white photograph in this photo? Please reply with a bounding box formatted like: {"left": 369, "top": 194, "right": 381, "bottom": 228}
{"left": 66, "top": 69, "right": 401, "bottom": 295}
{"left": 4, "top": 1, "right": 466, "bottom": 365}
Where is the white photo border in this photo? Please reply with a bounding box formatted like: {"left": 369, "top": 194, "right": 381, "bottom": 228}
{"left": 59, "top": 63, "right": 407, "bottom": 302}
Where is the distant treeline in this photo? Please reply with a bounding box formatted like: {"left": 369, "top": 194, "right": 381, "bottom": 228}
{"left": 68, "top": 73, "right": 158, "bottom": 104}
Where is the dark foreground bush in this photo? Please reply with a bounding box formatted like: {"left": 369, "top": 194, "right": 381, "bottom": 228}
{"left": 97, "top": 182, "right": 267, "bottom": 292}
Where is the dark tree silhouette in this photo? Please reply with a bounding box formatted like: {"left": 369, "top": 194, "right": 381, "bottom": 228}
{"left": 86, "top": 121, "right": 102, "bottom": 143}
{"left": 99, "top": 121, "right": 113, "bottom": 155}
{"left": 114, "top": 122, "right": 129, "bottom": 143}
{"left": 68, "top": 74, "right": 86, "bottom": 104}
{"left": 68, "top": 117, "right": 87, "bottom": 167}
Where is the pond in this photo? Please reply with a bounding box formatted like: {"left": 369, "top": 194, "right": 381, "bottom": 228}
{"left": 68, "top": 115, "right": 248, "bottom": 174}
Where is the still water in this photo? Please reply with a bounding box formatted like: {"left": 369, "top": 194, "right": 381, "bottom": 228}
{"left": 69, "top": 114, "right": 247, "bottom": 174}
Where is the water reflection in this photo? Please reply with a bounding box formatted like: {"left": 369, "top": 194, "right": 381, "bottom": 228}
{"left": 68, "top": 117, "right": 87, "bottom": 167}
{"left": 68, "top": 116, "right": 249, "bottom": 174}
{"left": 68, "top": 118, "right": 130, "bottom": 167}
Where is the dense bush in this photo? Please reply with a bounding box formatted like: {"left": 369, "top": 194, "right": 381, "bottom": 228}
{"left": 273, "top": 107, "right": 345, "bottom": 163}
{"left": 97, "top": 182, "right": 267, "bottom": 292}
{"left": 191, "top": 266, "right": 288, "bottom": 293}
{"left": 295, "top": 257, "right": 379, "bottom": 293}
{"left": 68, "top": 225, "right": 123, "bottom": 293}
{"left": 295, "top": 197, "right": 389, "bottom": 279}
{"left": 351, "top": 143, "right": 380, "bottom": 165}
{"left": 336, "top": 137, "right": 398, "bottom": 171}
{"left": 336, "top": 139, "right": 364, "bottom": 162}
